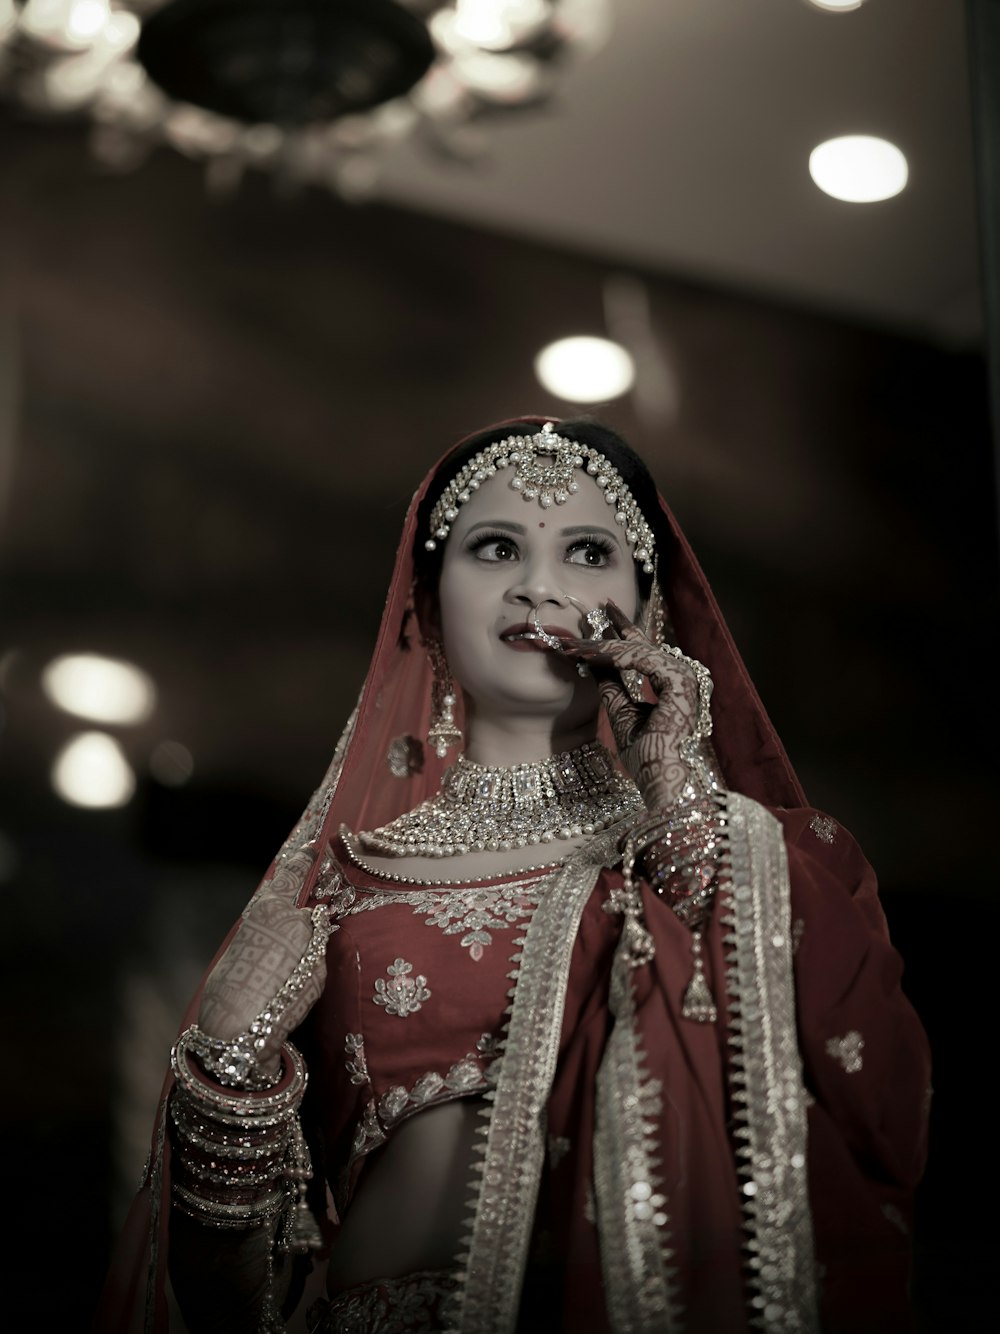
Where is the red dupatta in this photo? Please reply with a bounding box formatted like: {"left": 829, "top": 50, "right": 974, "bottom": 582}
{"left": 95, "top": 417, "right": 926, "bottom": 1334}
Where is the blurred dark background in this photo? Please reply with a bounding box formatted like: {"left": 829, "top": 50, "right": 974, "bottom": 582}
{"left": 0, "top": 1, "right": 996, "bottom": 1329}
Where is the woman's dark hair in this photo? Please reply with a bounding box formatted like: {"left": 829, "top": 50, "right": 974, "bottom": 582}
{"left": 413, "top": 417, "right": 670, "bottom": 604}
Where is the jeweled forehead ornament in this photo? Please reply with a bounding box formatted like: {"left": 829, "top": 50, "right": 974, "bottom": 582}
{"left": 424, "top": 422, "right": 656, "bottom": 574}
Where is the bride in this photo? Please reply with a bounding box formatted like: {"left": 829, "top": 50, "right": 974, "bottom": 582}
{"left": 96, "top": 417, "right": 930, "bottom": 1334}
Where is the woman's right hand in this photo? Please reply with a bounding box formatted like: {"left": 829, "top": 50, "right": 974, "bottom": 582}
{"left": 196, "top": 847, "right": 329, "bottom": 1079}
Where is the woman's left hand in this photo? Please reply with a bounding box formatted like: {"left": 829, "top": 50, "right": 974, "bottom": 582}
{"left": 562, "top": 600, "right": 702, "bottom": 810}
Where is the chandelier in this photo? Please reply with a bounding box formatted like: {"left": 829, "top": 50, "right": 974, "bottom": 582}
{"left": 0, "top": 0, "right": 611, "bottom": 197}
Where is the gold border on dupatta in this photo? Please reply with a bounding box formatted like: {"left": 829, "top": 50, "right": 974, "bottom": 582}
{"left": 444, "top": 829, "right": 628, "bottom": 1334}
{"left": 723, "top": 793, "right": 819, "bottom": 1333}
{"left": 593, "top": 930, "right": 682, "bottom": 1333}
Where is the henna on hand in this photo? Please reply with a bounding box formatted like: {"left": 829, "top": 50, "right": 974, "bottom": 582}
{"left": 562, "top": 600, "right": 705, "bottom": 808}
{"left": 197, "top": 890, "right": 327, "bottom": 1068}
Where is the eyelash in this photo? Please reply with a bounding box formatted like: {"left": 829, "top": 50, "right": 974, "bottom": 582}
{"left": 466, "top": 530, "right": 617, "bottom": 566}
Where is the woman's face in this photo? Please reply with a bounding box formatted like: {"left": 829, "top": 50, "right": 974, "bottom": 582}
{"left": 436, "top": 468, "right": 642, "bottom": 728}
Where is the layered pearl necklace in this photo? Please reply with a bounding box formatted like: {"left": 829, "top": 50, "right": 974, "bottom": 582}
{"left": 357, "top": 741, "right": 644, "bottom": 859}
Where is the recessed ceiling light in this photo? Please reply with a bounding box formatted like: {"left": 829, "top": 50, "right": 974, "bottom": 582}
{"left": 808, "top": 135, "right": 908, "bottom": 203}
{"left": 42, "top": 652, "right": 157, "bottom": 725}
{"left": 52, "top": 731, "right": 136, "bottom": 809}
{"left": 805, "top": 1, "right": 866, "bottom": 11}
{"left": 534, "top": 336, "right": 635, "bottom": 404}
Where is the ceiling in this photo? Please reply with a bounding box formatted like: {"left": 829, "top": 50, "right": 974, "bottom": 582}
{"left": 372, "top": 0, "right": 981, "bottom": 344}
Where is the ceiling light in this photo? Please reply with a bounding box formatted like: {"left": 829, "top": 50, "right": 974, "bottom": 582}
{"left": 42, "top": 652, "right": 157, "bottom": 725}
{"left": 808, "top": 135, "right": 908, "bottom": 203}
{"left": 534, "top": 336, "right": 635, "bottom": 403}
{"left": 20, "top": 0, "right": 110, "bottom": 49}
{"left": 52, "top": 731, "right": 136, "bottom": 809}
{"left": 1, "top": 2, "right": 611, "bottom": 199}
{"left": 452, "top": 0, "right": 551, "bottom": 51}
{"left": 805, "top": 1, "right": 865, "bottom": 11}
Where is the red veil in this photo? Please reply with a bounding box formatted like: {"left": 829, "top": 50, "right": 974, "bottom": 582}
{"left": 96, "top": 418, "right": 930, "bottom": 1334}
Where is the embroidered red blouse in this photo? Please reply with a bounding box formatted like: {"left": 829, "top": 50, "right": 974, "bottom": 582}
{"left": 307, "top": 839, "right": 553, "bottom": 1215}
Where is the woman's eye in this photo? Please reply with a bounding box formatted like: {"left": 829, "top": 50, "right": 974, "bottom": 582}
{"left": 472, "top": 538, "right": 519, "bottom": 562}
{"left": 566, "top": 541, "right": 613, "bottom": 568}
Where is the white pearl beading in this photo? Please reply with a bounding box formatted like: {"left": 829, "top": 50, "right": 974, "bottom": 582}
{"left": 424, "top": 423, "right": 656, "bottom": 574}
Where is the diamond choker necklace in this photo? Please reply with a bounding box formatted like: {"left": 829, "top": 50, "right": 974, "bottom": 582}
{"left": 357, "top": 741, "right": 644, "bottom": 859}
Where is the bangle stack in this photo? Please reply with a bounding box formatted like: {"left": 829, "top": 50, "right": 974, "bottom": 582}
{"left": 168, "top": 902, "right": 332, "bottom": 1257}
{"left": 621, "top": 793, "right": 726, "bottom": 1024}
{"left": 170, "top": 1036, "right": 308, "bottom": 1232}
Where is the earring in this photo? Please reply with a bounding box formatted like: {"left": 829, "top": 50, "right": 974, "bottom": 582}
{"left": 643, "top": 566, "right": 666, "bottom": 644}
{"left": 427, "top": 639, "right": 462, "bottom": 759}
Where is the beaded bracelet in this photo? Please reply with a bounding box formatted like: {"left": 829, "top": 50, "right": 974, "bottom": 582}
{"left": 169, "top": 1034, "right": 319, "bottom": 1251}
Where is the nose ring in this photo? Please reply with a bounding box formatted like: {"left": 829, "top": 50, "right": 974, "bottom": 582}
{"left": 528, "top": 604, "right": 564, "bottom": 650}
{"left": 563, "top": 592, "right": 611, "bottom": 639}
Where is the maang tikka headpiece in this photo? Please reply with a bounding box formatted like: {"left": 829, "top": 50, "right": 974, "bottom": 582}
{"left": 425, "top": 423, "right": 656, "bottom": 574}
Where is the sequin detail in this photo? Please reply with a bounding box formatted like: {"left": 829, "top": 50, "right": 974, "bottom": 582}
{"left": 377, "top": 1054, "right": 492, "bottom": 1127}
{"left": 809, "top": 814, "right": 837, "bottom": 844}
{"left": 344, "top": 881, "right": 540, "bottom": 960}
{"left": 344, "top": 1033, "right": 370, "bottom": 1086}
{"left": 307, "top": 1267, "right": 460, "bottom": 1334}
{"left": 826, "top": 1030, "right": 864, "bottom": 1073}
{"left": 373, "top": 959, "right": 431, "bottom": 1018}
{"left": 387, "top": 734, "right": 423, "bottom": 778}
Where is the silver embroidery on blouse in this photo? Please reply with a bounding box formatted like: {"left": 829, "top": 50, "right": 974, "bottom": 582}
{"left": 343, "top": 883, "right": 540, "bottom": 960}
{"left": 312, "top": 856, "right": 343, "bottom": 901}
{"left": 373, "top": 958, "right": 431, "bottom": 1017}
{"left": 316, "top": 1267, "right": 460, "bottom": 1334}
{"left": 826, "top": 1030, "right": 864, "bottom": 1074}
{"left": 377, "top": 1055, "right": 492, "bottom": 1128}
{"left": 808, "top": 814, "right": 837, "bottom": 844}
{"left": 476, "top": 1032, "right": 503, "bottom": 1061}
{"left": 352, "top": 1098, "right": 386, "bottom": 1157}
{"left": 337, "top": 1050, "right": 501, "bottom": 1212}
{"left": 881, "top": 1203, "right": 908, "bottom": 1235}
{"left": 345, "top": 1033, "right": 370, "bottom": 1086}
{"left": 792, "top": 917, "right": 805, "bottom": 954}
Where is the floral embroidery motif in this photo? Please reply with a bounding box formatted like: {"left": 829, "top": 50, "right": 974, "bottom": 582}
{"left": 345, "top": 883, "right": 539, "bottom": 960}
{"left": 809, "top": 814, "right": 837, "bottom": 845}
{"left": 317, "top": 1267, "right": 460, "bottom": 1334}
{"left": 352, "top": 1098, "right": 386, "bottom": 1156}
{"left": 825, "top": 1030, "right": 864, "bottom": 1073}
{"left": 387, "top": 734, "right": 424, "bottom": 778}
{"left": 376, "top": 1055, "right": 494, "bottom": 1128}
{"left": 476, "top": 1032, "right": 503, "bottom": 1061}
{"left": 314, "top": 856, "right": 356, "bottom": 913}
{"left": 345, "top": 1033, "right": 370, "bottom": 1086}
{"left": 791, "top": 918, "right": 805, "bottom": 954}
{"left": 373, "top": 958, "right": 431, "bottom": 1017}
